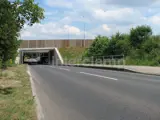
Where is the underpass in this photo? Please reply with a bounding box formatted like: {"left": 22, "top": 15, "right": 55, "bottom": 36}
{"left": 17, "top": 47, "right": 63, "bottom": 65}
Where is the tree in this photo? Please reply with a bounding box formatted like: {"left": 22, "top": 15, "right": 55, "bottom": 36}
{"left": 84, "top": 35, "right": 109, "bottom": 58}
{"left": 104, "top": 32, "right": 130, "bottom": 56}
{"left": 0, "top": 0, "right": 18, "bottom": 68}
{"left": 0, "top": 0, "right": 44, "bottom": 68}
{"left": 141, "top": 35, "right": 160, "bottom": 65}
{"left": 130, "top": 25, "right": 152, "bottom": 48}
{"left": 142, "top": 35, "right": 160, "bottom": 54}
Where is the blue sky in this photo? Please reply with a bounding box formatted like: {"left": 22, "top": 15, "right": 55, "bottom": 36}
{"left": 21, "top": 0, "right": 160, "bottom": 40}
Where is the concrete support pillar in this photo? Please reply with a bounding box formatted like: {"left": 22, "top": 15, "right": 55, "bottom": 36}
{"left": 20, "top": 51, "right": 24, "bottom": 64}
{"left": 48, "top": 51, "right": 50, "bottom": 65}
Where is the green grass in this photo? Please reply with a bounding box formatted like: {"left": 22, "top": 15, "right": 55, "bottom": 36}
{"left": 59, "top": 47, "right": 86, "bottom": 59}
{"left": 0, "top": 65, "right": 36, "bottom": 120}
{"left": 59, "top": 47, "right": 86, "bottom": 64}
{"left": 125, "top": 56, "right": 160, "bottom": 66}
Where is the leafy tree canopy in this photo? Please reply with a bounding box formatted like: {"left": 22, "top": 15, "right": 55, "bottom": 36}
{"left": 130, "top": 25, "right": 152, "bottom": 48}
{"left": 84, "top": 25, "right": 160, "bottom": 66}
{"left": 0, "top": 0, "right": 44, "bottom": 68}
{"left": 85, "top": 35, "right": 109, "bottom": 58}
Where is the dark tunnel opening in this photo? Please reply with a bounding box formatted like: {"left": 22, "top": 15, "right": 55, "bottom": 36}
{"left": 22, "top": 50, "right": 54, "bottom": 65}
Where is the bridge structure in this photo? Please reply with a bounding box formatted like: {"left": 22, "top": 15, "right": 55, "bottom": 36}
{"left": 17, "top": 39, "right": 94, "bottom": 65}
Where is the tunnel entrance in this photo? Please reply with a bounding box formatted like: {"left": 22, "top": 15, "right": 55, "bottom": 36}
{"left": 23, "top": 50, "right": 54, "bottom": 65}
{"left": 17, "top": 48, "right": 64, "bottom": 65}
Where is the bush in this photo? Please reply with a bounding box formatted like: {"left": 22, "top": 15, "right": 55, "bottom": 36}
{"left": 85, "top": 35, "right": 109, "bottom": 58}
{"left": 84, "top": 25, "right": 160, "bottom": 66}
{"left": 104, "top": 33, "right": 130, "bottom": 56}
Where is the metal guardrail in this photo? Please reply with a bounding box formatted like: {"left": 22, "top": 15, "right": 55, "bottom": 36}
{"left": 62, "top": 55, "right": 125, "bottom": 65}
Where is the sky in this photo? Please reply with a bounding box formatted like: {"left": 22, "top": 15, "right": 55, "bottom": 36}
{"left": 20, "top": 0, "right": 160, "bottom": 40}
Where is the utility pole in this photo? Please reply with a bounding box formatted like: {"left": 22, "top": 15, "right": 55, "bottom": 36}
{"left": 64, "top": 25, "right": 70, "bottom": 41}
{"left": 84, "top": 22, "right": 86, "bottom": 47}
{"left": 82, "top": 16, "right": 86, "bottom": 47}
{"left": 68, "top": 27, "right": 70, "bottom": 41}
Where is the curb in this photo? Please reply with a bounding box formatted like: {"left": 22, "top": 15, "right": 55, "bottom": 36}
{"left": 27, "top": 69, "right": 36, "bottom": 97}
{"left": 61, "top": 64, "right": 160, "bottom": 76}
{"left": 27, "top": 66, "right": 44, "bottom": 120}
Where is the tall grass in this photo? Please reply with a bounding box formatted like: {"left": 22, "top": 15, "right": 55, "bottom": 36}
{"left": 59, "top": 47, "right": 86, "bottom": 60}
{"left": 0, "top": 65, "right": 36, "bottom": 120}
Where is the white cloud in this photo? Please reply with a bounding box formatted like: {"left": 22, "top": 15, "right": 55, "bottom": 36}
{"left": 102, "top": 0, "right": 158, "bottom": 7}
{"left": 46, "top": 0, "right": 73, "bottom": 8}
{"left": 59, "top": 16, "right": 72, "bottom": 25}
{"left": 20, "top": 0, "right": 160, "bottom": 40}
{"left": 88, "top": 23, "right": 146, "bottom": 38}
{"left": 21, "top": 31, "right": 32, "bottom": 38}
{"left": 92, "top": 8, "right": 145, "bottom": 25}
{"left": 149, "top": 16, "right": 160, "bottom": 25}
{"left": 21, "top": 22, "right": 82, "bottom": 40}
{"left": 89, "top": 24, "right": 111, "bottom": 37}
{"left": 64, "top": 25, "right": 81, "bottom": 35}
{"left": 93, "top": 8, "right": 133, "bottom": 19}
{"left": 45, "top": 11, "right": 58, "bottom": 16}
{"left": 102, "top": 24, "right": 110, "bottom": 32}
{"left": 44, "top": 0, "right": 147, "bottom": 25}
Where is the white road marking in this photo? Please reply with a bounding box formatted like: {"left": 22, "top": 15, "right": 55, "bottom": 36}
{"left": 49, "top": 66, "right": 70, "bottom": 71}
{"left": 79, "top": 72, "right": 118, "bottom": 81}
{"left": 59, "top": 67, "right": 70, "bottom": 71}
{"left": 39, "top": 65, "right": 43, "bottom": 68}
{"left": 50, "top": 66, "right": 57, "bottom": 69}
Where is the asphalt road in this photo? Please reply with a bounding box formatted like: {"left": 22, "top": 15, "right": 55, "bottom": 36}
{"left": 29, "top": 65, "right": 160, "bottom": 120}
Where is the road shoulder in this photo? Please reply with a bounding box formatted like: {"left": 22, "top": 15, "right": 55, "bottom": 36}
{"left": 27, "top": 66, "right": 45, "bottom": 120}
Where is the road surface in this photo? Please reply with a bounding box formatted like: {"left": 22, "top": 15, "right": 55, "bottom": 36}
{"left": 29, "top": 65, "right": 160, "bottom": 120}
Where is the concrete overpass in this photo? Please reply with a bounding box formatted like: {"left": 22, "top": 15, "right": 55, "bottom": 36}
{"left": 17, "top": 39, "right": 94, "bottom": 65}
{"left": 16, "top": 47, "right": 63, "bottom": 65}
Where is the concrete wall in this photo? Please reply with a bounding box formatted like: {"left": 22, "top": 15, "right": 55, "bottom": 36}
{"left": 54, "top": 48, "right": 64, "bottom": 65}
{"left": 20, "top": 39, "right": 94, "bottom": 48}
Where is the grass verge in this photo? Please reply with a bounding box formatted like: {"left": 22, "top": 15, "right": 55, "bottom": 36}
{"left": 59, "top": 47, "right": 86, "bottom": 64}
{"left": 0, "top": 65, "right": 36, "bottom": 120}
